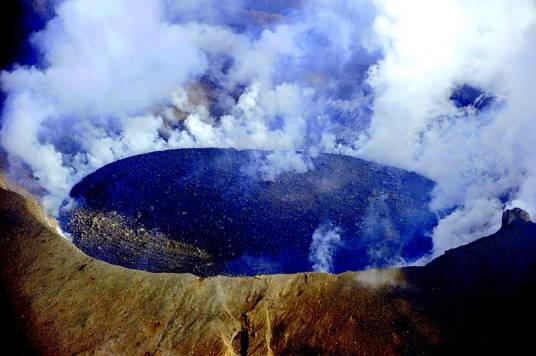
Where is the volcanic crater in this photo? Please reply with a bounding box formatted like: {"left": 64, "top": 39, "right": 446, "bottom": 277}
{"left": 61, "top": 148, "right": 437, "bottom": 276}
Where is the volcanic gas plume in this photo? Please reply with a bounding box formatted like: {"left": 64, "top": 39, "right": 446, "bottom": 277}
{"left": 1, "top": 0, "right": 536, "bottom": 266}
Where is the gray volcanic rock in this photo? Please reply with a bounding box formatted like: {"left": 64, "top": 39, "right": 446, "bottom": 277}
{"left": 68, "top": 207, "right": 216, "bottom": 275}
{"left": 502, "top": 207, "right": 532, "bottom": 226}
{"left": 64, "top": 148, "right": 437, "bottom": 275}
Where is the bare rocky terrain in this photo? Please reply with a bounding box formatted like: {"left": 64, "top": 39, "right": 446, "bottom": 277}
{"left": 67, "top": 207, "right": 216, "bottom": 275}
{"left": 0, "top": 177, "right": 436, "bottom": 355}
{"left": 1, "top": 174, "right": 536, "bottom": 355}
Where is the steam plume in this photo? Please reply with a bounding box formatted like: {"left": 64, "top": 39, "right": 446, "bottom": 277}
{"left": 2, "top": 0, "right": 536, "bottom": 262}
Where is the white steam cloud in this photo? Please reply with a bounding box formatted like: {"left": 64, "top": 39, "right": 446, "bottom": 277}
{"left": 357, "top": 0, "right": 536, "bottom": 258}
{"left": 1, "top": 0, "right": 536, "bottom": 263}
{"left": 243, "top": 150, "right": 315, "bottom": 181}
{"left": 309, "top": 224, "right": 342, "bottom": 273}
{"left": 1, "top": 0, "right": 207, "bottom": 210}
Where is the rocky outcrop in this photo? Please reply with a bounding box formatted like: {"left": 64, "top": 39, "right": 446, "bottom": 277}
{"left": 67, "top": 207, "right": 216, "bottom": 275}
{"left": 1, "top": 178, "right": 536, "bottom": 354}
{"left": 501, "top": 207, "right": 532, "bottom": 226}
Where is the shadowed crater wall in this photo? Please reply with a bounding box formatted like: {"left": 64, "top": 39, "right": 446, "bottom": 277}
{"left": 62, "top": 148, "right": 437, "bottom": 275}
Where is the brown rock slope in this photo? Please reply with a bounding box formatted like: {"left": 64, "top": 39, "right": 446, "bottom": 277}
{"left": 0, "top": 182, "right": 437, "bottom": 355}
{"left": 2, "top": 177, "right": 536, "bottom": 355}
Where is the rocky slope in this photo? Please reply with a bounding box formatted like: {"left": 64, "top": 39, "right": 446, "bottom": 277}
{"left": 1, "top": 178, "right": 536, "bottom": 354}
{"left": 67, "top": 207, "right": 216, "bottom": 275}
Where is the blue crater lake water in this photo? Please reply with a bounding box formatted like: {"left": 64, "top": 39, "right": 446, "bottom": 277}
{"left": 62, "top": 148, "right": 437, "bottom": 275}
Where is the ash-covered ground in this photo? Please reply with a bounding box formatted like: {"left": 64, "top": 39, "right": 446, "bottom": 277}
{"left": 62, "top": 148, "right": 437, "bottom": 276}
{"left": 67, "top": 207, "right": 215, "bottom": 275}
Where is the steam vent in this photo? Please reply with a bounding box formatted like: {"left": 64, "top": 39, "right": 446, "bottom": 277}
{"left": 62, "top": 148, "right": 437, "bottom": 276}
